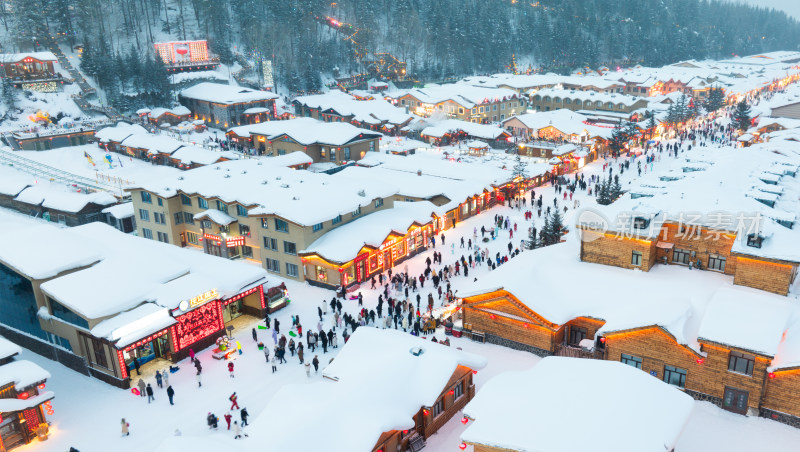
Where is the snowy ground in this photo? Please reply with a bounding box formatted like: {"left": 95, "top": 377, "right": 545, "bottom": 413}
{"left": 12, "top": 139, "right": 800, "bottom": 452}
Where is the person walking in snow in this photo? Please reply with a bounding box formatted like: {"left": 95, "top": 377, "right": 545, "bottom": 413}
{"left": 233, "top": 421, "right": 248, "bottom": 439}
{"left": 228, "top": 361, "right": 235, "bottom": 378}
{"left": 137, "top": 378, "right": 146, "bottom": 398}
{"left": 207, "top": 413, "right": 218, "bottom": 429}
{"left": 298, "top": 343, "right": 304, "bottom": 364}
{"left": 272, "top": 328, "right": 278, "bottom": 345}
{"left": 162, "top": 369, "right": 169, "bottom": 387}
{"left": 305, "top": 361, "right": 311, "bottom": 378}
{"left": 236, "top": 341, "right": 242, "bottom": 355}
{"left": 312, "top": 355, "right": 320, "bottom": 373}
{"left": 271, "top": 355, "right": 277, "bottom": 373}
{"left": 146, "top": 383, "right": 154, "bottom": 403}
{"left": 196, "top": 372, "right": 202, "bottom": 387}
{"left": 263, "top": 346, "right": 270, "bottom": 363}
{"left": 194, "top": 358, "right": 202, "bottom": 375}
{"left": 288, "top": 338, "right": 296, "bottom": 356}
{"left": 155, "top": 370, "right": 163, "bottom": 388}
{"left": 166, "top": 385, "right": 175, "bottom": 405}
{"left": 230, "top": 392, "right": 240, "bottom": 410}
{"left": 240, "top": 407, "right": 249, "bottom": 427}
{"left": 224, "top": 412, "right": 233, "bottom": 430}
{"left": 121, "top": 418, "right": 130, "bottom": 437}
{"left": 251, "top": 328, "right": 258, "bottom": 342}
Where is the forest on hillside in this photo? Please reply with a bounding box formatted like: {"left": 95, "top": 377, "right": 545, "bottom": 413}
{"left": 4, "top": 0, "right": 800, "bottom": 93}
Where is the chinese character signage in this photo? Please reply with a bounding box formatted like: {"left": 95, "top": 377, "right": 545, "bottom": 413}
{"left": 173, "top": 301, "right": 223, "bottom": 350}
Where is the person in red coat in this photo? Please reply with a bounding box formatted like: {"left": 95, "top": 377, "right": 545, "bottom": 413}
{"left": 224, "top": 412, "right": 232, "bottom": 430}
{"left": 227, "top": 361, "right": 234, "bottom": 378}
{"left": 229, "top": 392, "right": 240, "bottom": 410}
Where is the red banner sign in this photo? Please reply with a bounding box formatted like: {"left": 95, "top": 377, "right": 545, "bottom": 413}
{"left": 173, "top": 301, "right": 223, "bottom": 350}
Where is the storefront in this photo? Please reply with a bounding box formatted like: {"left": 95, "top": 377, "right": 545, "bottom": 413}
{"left": 301, "top": 224, "right": 433, "bottom": 289}
{"left": 120, "top": 329, "right": 171, "bottom": 374}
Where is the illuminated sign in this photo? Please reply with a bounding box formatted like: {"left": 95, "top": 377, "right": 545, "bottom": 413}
{"left": 203, "top": 233, "right": 222, "bottom": 242}
{"left": 173, "top": 300, "right": 223, "bottom": 350}
{"left": 226, "top": 236, "right": 245, "bottom": 247}
{"left": 185, "top": 289, "right": 219, "bottom": 309}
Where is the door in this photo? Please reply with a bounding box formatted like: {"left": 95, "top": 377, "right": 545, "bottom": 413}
{"left": 383, "top": 250, "right": 392, "bottom": 271}
{"left": 722, "top": 386, "right": 749, "bottom": 415}
{"left": 0, "top": 415, "right": 25, "bottom": 449}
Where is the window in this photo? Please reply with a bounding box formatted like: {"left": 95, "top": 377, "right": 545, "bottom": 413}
{"left": 568, "top": 326, "right": 587, "bottom": 346}
{"left": 261, "top": 218, "right": 269, "bottom": 229}
{"left": 321, "top": 147, "right": 327, "bottom": 159}
{"left": 746, "top": 234, "right": 762, "bottom": 248}
{"left": 453, "top": 381, "right": 464, "bottom": 399}
{"left": 90, "top": 337, "right": 108, "bottom": 369}
{"left": 186, "top": 231, "right": 199, "bottom": 245}
{"left": 344, "top": 147, "right": 351, "bottom": 160}
{"left": 274, "top": 218, "right": 289, "bottom": 232}
{"left": 174, "top": 212, "right": 184, "bottom": 225}
{"left": 313, "top": 223, "right": 323, "bottom": 232}
{"left": 242, "top": 246, "right": 253, "bottom": 258}
{"left": 431, "top": 399, "right": 444, "bottom": 417}
{"left": 263, "top": 237, "right": 278, "bottom": 251}
{"left": 239, "top": 224, "right": 250, "bottom": 237}
{"left": 202, "top": 220, "right": 212, "bottom": 229}
{"left": 458, "top": 107, "right": 464, "bottom": 115}
{"left": 139, "top": 209, "right": 150, "bottom": 221}
{"left": 237, "top": 205, "right": 248, "bottom": 217}
{"left": 219, "top": 225, "right": 229, "bottom": 234}
{"left": 265, "top": 258, "right": 280, "bottom": 273}
{"left": 283, "top": 241, "right": 297, "bottom": 255}
{"left": 708, "top": 255, "right": 726, "bottom": 272}
{"left": 375, "top": 198, "right": 384, "bottom": 208}
{"left": 157, "top": 231, "right": 169, "bottom": 243}
{"left": 216, "top": 201, "right": 228, "bottom": 214}
{"left": 631, "top": 251, "right": 642, "bottom": 266}
{"left": 142, "top": 228, "right": 153, "bottom": 239}
{"left": 722, "top": 387, "right": 749, "bottom": 415}
{"left": 332, "top": 215, "right": 342, "bottom": 225}
{"left": 620, "top": 353, "right": 642, "bottom": 369}
{"left": 500, "top": 103, "right": 505, "bottom": 110}
{"left": 663, "top": 365, "right": 687, "bottom": 388}
{"left": 352, "top": 207, "right": 361, "bottom": 217}
{"left": 183, "top": 212, "right": 195, "bottom": 225}
{"left": 49, "top": 298, "right": 89, "bottom": 329}
{"left": 492, "top": 104, "right": 497, "bottom": 111}
{"left": 157, "top": 197, "right": 163, "bottom": 206}
{"left": 285, "top": 263, "right": 299, "bottom": 277}
{"left": 154, "top": 212, "right": 166, "bottom": 225}
{"left": 672, "top": 248, "right": 690, "bottom": 265}
{"left": 198, "top": 198, "right": 208, "bottom": 209}
{"left": 633, "top": 217, "right": 649, "bottom": 229}
{"left": 181, "top": 194, "right": 192, "bottom": 206}
{"left": 140, "top": 191, "right": 152, "bottom": 204}
{"left": 728, "top": 351, "right": 755, "bottom": 376}
{"left": 316, "top": 266, "right": 327, "bottom": 282}
{"left": 330, "top": 148, "right": 336, "bottom": 162}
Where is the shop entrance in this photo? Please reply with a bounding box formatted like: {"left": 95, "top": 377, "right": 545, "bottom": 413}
{"left": 383, "top": 250, "right": 392, "bottom": 271}
{"left": 124, "top": 335, "right": 171, "bottom": 378}
{"left": 208, "top": 243, "right": 223, "bottom": 257}
{"left": 0, "top": 416, "right": 25, "bottom": 450}
{"left": 222, "top": 299, "right": 244, "bottom": 323}
{"left": 356, "top": 260, "right": 366, "bottom": 282}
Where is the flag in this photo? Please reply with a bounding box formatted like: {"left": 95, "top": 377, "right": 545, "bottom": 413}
{"left": 84, "top": 151, "right": 95, "bottom": 167}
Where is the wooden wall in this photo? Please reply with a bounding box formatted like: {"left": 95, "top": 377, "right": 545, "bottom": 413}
{"left": 732, "top": 256, "right": 796, "bottom": 296}
{"left": 579, "top": 230, "right": 657, "bottom": 271}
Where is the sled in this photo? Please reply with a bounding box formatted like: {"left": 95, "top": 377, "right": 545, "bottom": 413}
{"left": 257, "top": 325, "right": 268, "bottom": 330}
{"left": 288, "top": 331, "right": 298, "bottom": 337}
{"left": 131, "top": 388, "right": 140, "bottom": 396}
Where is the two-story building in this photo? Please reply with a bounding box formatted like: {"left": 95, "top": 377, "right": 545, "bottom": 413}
{"left": 178, "top": 82, "right": 278, "bottom": 129}
{"left": 388, "top": 84, "right": 525, "bottom": 124}
{"left": 529, "top": 88, "right": 650, "bottom": 114}
{"left": 227, "top": 117, "right": 382, "bottom": 164}
{"left": 293, "top": 90, "right": 415, "bottom": 134}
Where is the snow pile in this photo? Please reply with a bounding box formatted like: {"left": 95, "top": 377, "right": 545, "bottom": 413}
{"left": 249, "top": 327, "right": 487, "bottom": 451}
{"left": 461, "top": 357, "right": 694, "bottom": 452}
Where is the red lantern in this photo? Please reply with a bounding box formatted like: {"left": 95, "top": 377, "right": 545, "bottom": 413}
{"left": 769, "top": 372, "right": 776, "bottom": 379}
{"left": 489, "top": 314, "right": 496, "bottom": 320}
{"left": 176, "top": 47, "right": 188, "bottom": 56}
{"left": 696, "top": 358, "right": 704, "bottom": 364}
{"left": 423, "top": 409, "right": 430, "bottom": 416}
{"left": 38, "top": 383, "right": 46, "bottom": 390}
{"left": 402, "top": 430, "right": 408, "bottom": 435}
{"left": 449, "top": 389, "right": 455, "bottom": 395}
{"left": 472, "top": 370, "right": 477, "bottom": 374}
{"left": 459, "top": 442, "right": 468, "bottom": 450}
{"left": 18, "top": 392, "right": 29, "bottom": 399}
{"left": 461, "top": 416, "right": 469, "bottom": 424}
{"left": 599, "top": 337, "right": 606, "bottom": 343}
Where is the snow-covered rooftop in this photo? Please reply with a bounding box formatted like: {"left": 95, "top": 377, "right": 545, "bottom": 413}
{"left": 0, "top": 360, "right": 50, "bottom": 390}
{"left": 393, "top": 83, "right": 519, "bottom": 109}
{"left": 294, "top": 91, "right": 414, "bottom": 126}
{"left": 14, "top": 184, "right": 117, "bottom": 213}
{"left": 0, "top": 336, "right": 22, "bottom": 361}
{"left": 251, "top": 327, "right": 486, "bottom": 451}
{"left": 179, "top": 82, "right": 278, "bottom": 105}
{"left": 461, "top": 357, "right": 694, "bottom": 452}
{"left": 95, "top": 123, "right": 148, "bottom": 144}
{"left": 129, "top": 158, "right": 397, "bottom": 227}
{"left": 102, "top": 201, "right": 134, "bottom": 219}
{"left": 229, "top": 117, "right": 382, "bottom": 146}
{"left": 420, "top": 118, "right": 509, "bottom": 140}
{"left": 0, "top": 52, "right": 57, "bottom": 62}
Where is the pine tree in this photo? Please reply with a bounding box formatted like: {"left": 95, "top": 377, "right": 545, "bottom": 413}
{"left": 541, "top": 203, "right": 566, "bottom": 246}
{"left": 646, "top": 116, "right": 657, "bottom": 139}
{"left": 2, "top": 78, "right": 17, "bottom": 111}
{"left": 704, "top": 87, "right": 726, "bottom": 113}
{"left": 611, "top": 176, "right": 622, "bottom": 201}
{"left": 608, "top": 123, "right": 627, "bottom": 155}
{"left": 597, "top": 177, "right": 612, "bottom": 205}
{"left": 511, "top": 154, "right": 527, "bottom": 180}
{"left": 733, "top": 100, "right": 752, "bottom": 131}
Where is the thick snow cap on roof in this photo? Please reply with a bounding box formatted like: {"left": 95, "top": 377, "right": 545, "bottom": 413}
{"left": 697, "top": 286, "right": 794, "bottom": 357}
{"left": 0, "top": 336, "right": 22, "bottom": 361}
{"left": 95, "top": 123, "right": 148, "bottom": 144}
{"left": 102, "top": 201, "right": 135, "bottom": 219}
{"left": 14, "top": 184, "right": 117, "bottom": 213}
{"left": 462, "top": 357, "right": 694, "bottom": 452}
{"left": 420, "top": 118, "right": 508, "bottom": 140}
{"left": 0, "top": 360, "right": 50, "bottom": 390}
{"left": 229, "top": 117, "right": 382, "bottom": 146}
{"left": 0, "top": 52, "right": 57, "bottom": 62}
{"left": 252, "top": 327, "right": 486, "bottom": 451}
{"left": 180, "top": 82, "right": 278, "bottom": 104}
